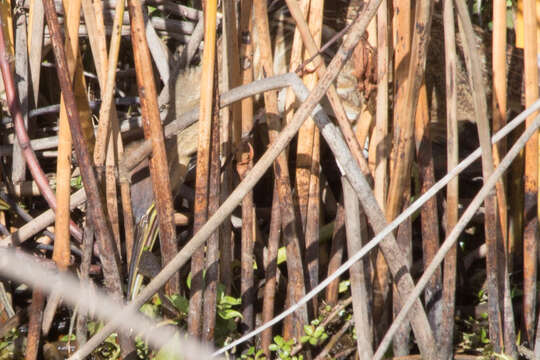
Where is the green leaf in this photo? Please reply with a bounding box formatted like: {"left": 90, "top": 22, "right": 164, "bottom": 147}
{"left": 303, "top": 325, "right": 313, "bottom": 336}
{"left": 167, "top": 294, "right": 189, "bottom": 315}
{"left": 274, "top": 336, "right": 284, "bottom": 347}
{"left": 269, "top": 344, "right": 279, "bottom": 352}
{"left": 139, "top": 303, "right": 158, "bottom": 318}
{"left": 60, "top": 334, "right": 76, "bottom": 341}
{"left": 300, "top": 335, "right": 310, "bottom": 344}
{"left": 277, "top": 247, "right": 287, "bottom": 264}
{"left": 309, "top": 337, "right": 318, "bottom": 346}
{"left": 221, "top": 295, "right": 241, "bottom": 306}
{"left": 313, "top": 326, "right": 325, "bottom": 338}
{"left": 219, "top": 309, "right": 243, "bottom": 320}
{"left": 338, "top": 280, "right": 350, "bottom": 293}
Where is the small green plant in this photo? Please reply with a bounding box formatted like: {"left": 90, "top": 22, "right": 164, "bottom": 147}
{"left": 241, "top": 346, "right": 266, "bottom": 360}
{"left": 338, "top": 280, "right": 350, "bottom": 294}
{"left": 217, "top": 284, "right": 242, "bottom": 320}
{"left": 70, "top": 175, "right": 83, "bottom": 190}
{"left": 269, "top": 336, "right": 303, "bottom": 360}
{"left": 301, "top": 319, "right": 328, "bottom": 346}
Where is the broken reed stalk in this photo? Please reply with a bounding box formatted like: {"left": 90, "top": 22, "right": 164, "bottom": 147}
{"left": 83, "top": 0, "right": 135, "bottom": 267}
{"left": 522, "top": 0, "right": 539, "bottom": 346}
{"left": 492, "top": 0, "right": 509, "bottom": 251}
{"left": 54, "top": 0, "right": 83, "bottom": 275}
{"left": 13, "top": 6, "right": 28, "bottom": 185}
{"left": 374, "top": 114, "right": 540, "bottom": 360}
{"left": 237, "top": 0, "right": 256, "bottom": 334}
{"left": 127, "top": 0, "right": 179, "bottom": 295}
{"left": 92, "top": 0, "right": 126, "bottom": 260}
{"left": 92, "top": 0, "right": 124, "bottom": 167}
{"left": 253, "top": 0, "right": 307, "bottom": 340}
{"left": 415, "top": 83, "right": 442, "bottom": 340}
{"left": 46, "top": 0, "right": 86, "bottom": 337}
{"left": 0, "top": 7, "right": 83, "bottom": 241}
{"left": 75, "top": 1, "right": 386, "bottom": 350}
{"left": 28, "top": 0, "right": 45, "bottom": 107}
{"left": 370, "top": 0, "right": 388, "bottom": 214}
{"left": 283, "top": 0, "right": 309, "bottom": 133}
{"left": 342, "top": 178, "right": 373, "bottom": 359}
{"left": 42, "top": 0, "right": 124, "bottom": 306}
{"left": 187, "top": 0, "right": 218, "bottom": 338}
{"left": 455, "top": 0, "right": 504, "bottom": 350}
{"left": 440, "top": 0, "right": 458, "bottom": 357}
{"left": 385, "top": 0, "right": 434, "bottom": 235}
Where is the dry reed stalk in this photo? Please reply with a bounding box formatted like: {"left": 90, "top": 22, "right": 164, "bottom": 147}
{"left": 253, "top": 0, "right": 307, "bottom": 340}
{"left": 219, "top": 0, "right": 241, "bottom": 298}
{"left": 262, "top": 187, "right": 281, "bottom": 357}
{"left": 202, "top": 82, "right": 221, "bottom": 341}
{"left": 415, "top": 82, "right": 442, "bottom": 341}
{"left": 236, "top": 0, "right": 256, "bottom": 333}
{"left": 45, "top": 0, "right": 84, "bottom": 332}
{"left": 24, "top": 289, "right": 45, "bottom": 360}
{"left": 298, "top": 0, "right": 324, "bottom": 314}
{"left": 492, "top": 0, "right": 509, "bottom": 250}
{"left": 187, "top": 0, "right": 218, "bottom": 336}
{"left": 92, "top": 0, "right": 126, "bottom": 259}
{"left": 342, "top": 178, "right": 374, "bottom": 359}
{"left": 28, "top": 0, "right": 44, "bottom": 105}
{"left": 12, "top": 7, "right": 28, "bottom": 185}
{"left": 455, "top": 0, "right": 504, "bottom": 350}
{"left": 386, "top": 1, "right": 413, "bottom": 353}
{"left": 493, "top": 1, "right": 517, "bottom": 355}
{"left": 83, "top": 0, "right": 135, "bottom": 267}
{"left": 54, "top": 0, "right": 84, "bottom": 275}
{"left": 522, "top": 0, "right": 539, "bottom": 346}
{"left": 42, "top": 0, "right": 124, "bottom": 321}
{"left": 128, "top": 0, "right": 180, "bottom": 296}
{"left": 73, "top": 5, "right": 391, "bottom": 347}
{"left": 440, "top": 1, "right": 458, "bottom": 357}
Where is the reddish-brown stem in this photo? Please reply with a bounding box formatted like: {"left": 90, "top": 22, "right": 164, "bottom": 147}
{"left": 25, "top": 289, "right": 45, "bottom": 360}
{"left": 262, "top": 186, "right": 281, "bottom": 357}
{"left": 201, "top": 74, "right": 221, "bottom": 341}
{"left": 238, "top": 0, "right": 256, "bottom": 334}
{"left": 127, "top": 0, "right": 179, "bottom": 295}
{"left": 325, "top": 203, "right": 346, "bottom": 305}
{"left": 0, "top": 15, "right": 82, "bottom": 242}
